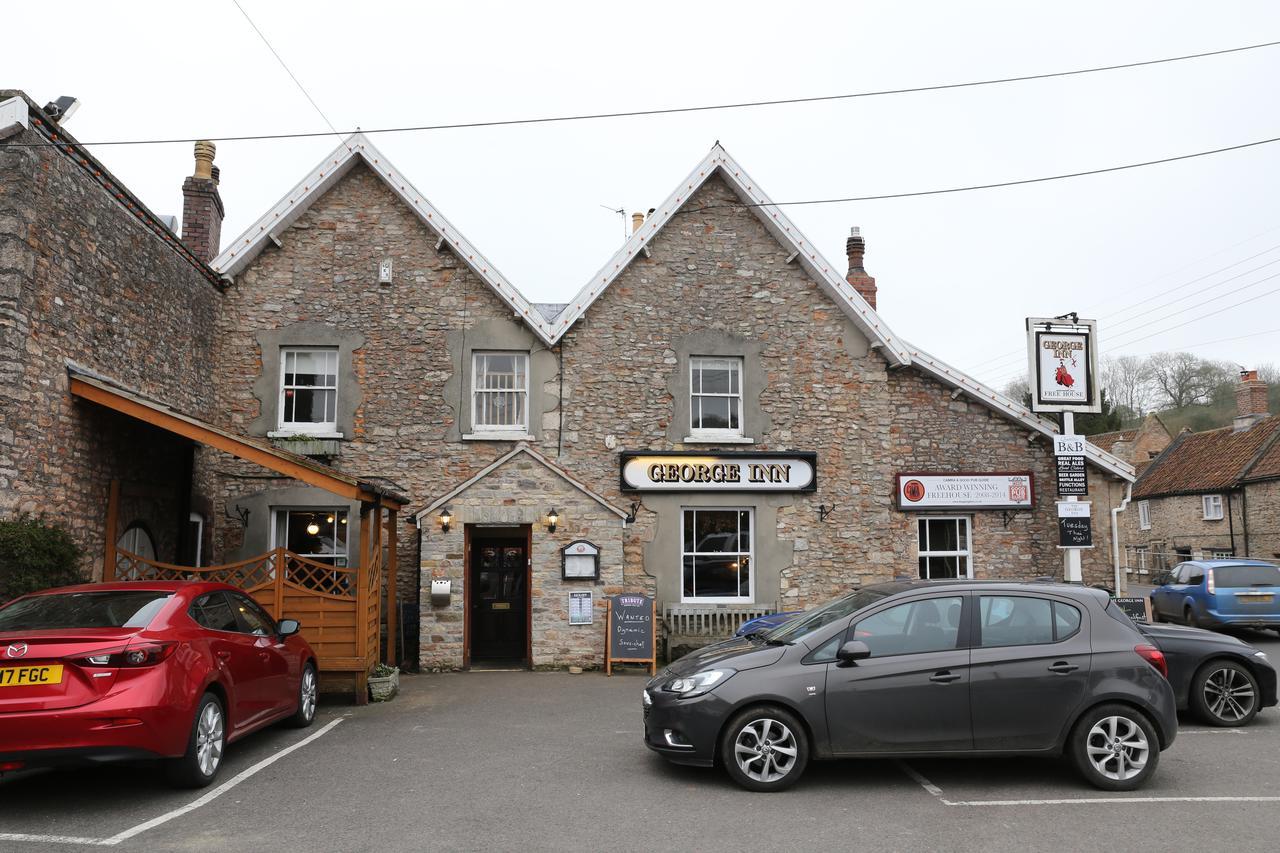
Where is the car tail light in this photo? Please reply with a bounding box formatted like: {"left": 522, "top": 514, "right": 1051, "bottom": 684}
{"left": 1207, "top": 569, "right": 1216, "bottom": 594}
{"left": 0, "top": 761, "right": 24, "bottom": 772}
{"left": 1135, "top": 644, "right": 1168, "bottom": 679}
{"left": 77, "top": 642, "right": 175, "bottom": 668}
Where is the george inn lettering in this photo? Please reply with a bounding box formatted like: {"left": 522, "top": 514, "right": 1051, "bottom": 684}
{"left": 1041, "top": 338, "right": 1085, "bottom": 359}
{"left": 620, "top": 452, "right": 817, "bottom": 492}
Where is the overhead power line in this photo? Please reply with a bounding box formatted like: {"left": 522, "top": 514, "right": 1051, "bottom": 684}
{"left": 231, "top": 0, "right": 340, "bottom": 138}
{"left": 10, "top": 37, "right": 1280, "bottom": 148}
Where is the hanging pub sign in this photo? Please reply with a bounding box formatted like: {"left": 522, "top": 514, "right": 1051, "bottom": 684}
{"left": 1055, "top": 455, "right": 1088, "bottom": 496}
{"left": 620, "top": 452, "right": 817, "bottom": 493}
{"left": 896, "top": 473, "right": 1034, "bottom": 510}
{"left": 1025, "top": 317, "right": 1102, "bottom": 413}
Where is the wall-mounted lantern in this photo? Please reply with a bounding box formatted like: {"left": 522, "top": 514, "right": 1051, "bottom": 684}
{"left": 546, "top": 508, "right": 560, "bottom": 534}
{"left": 439, "top": 506, "right": 453, "bottom": 533}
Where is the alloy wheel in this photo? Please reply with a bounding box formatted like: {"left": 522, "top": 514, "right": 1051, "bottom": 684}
{"left": 1203, "top": 666, "right": 1256, "bottom": 722}
{"left": 1085, "top": 715, "right": 1149, "bottom": 781}
{"left": 733, "top": 718, "right": 799, "bottom": 783}
{"left": 301, "top": 667, "right": 318, "bottom": 721}
{"left": 196, "top": 702, "right": 225, "bottom": 777}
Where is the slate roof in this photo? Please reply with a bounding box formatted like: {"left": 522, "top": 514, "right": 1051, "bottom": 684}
{"left": 1133, "top": 417, "right": 1280, "bottom": 498}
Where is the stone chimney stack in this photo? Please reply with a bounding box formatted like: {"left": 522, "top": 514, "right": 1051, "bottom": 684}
{"left": 182, "top": 140, "right": 224, "bottom": 264}
{"left": 846, "top": 226, "right": 878, "bottom": 309}
{"left": 1234, "top": 369, "right": 1269, "bottom": 432}
{"left": 632, "top": 212, "right": 645, "bottom": 235}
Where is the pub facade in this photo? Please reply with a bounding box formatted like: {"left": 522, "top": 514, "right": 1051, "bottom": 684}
{"left": 202, "top": 134, "right": 1134, "bottom": 670}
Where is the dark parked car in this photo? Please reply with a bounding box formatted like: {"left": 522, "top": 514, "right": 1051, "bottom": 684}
{"left": 1150, "top": 560, "right": 1280, "bottom": 630}
{"left": 645, "top": 581, "right": 1177, "bottom": 792}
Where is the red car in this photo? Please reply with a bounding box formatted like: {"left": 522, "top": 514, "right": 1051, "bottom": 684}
{"left": 0, "top": 581, "right": 318, "bottom": 787}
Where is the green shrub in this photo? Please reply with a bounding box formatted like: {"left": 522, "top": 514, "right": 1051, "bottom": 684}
{"left": 0, "top": 516, "right": 85, "bottom": 603}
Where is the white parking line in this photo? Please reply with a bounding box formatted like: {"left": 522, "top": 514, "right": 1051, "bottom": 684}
{"left": 0, "top": 718, "right": 342, "bottom": 847}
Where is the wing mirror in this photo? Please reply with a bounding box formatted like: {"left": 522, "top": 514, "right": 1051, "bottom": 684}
{"left": 277, "top": 618, "right": 301, "bottom": 639}
{"left": 836, "top": 640, "right": 871, "bottom": 664}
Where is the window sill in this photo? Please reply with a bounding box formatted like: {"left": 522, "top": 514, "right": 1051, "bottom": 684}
{"left": 462, "top": 432, "right": 535, "bottom": 442}
{"left": 269, "top": 430, "right": 345, "bottom": 440}
{"left": 682, "top": 435, "right": 754, "bottom": 445}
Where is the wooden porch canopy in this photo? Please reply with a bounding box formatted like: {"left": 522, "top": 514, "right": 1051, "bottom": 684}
{"left": 68, "top": 365, "right": 408, "bottom": 692}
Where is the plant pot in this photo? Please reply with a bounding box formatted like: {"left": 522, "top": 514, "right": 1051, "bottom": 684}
{"left": 368, "top": 668, "right": 399, "bottom": 702}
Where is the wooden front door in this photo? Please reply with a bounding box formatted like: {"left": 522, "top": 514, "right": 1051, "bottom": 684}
{"left": 469, "top": 530, "right": 529, "bottom": 663}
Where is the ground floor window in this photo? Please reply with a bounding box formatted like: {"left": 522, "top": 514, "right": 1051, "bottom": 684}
{"left": 917, "top": 516, "right": 972, "bottom": 579}
{"left": 682, "top": 508, "right": 753, "bottom": 602}
{"left": 274, "top": 508, "right": 349, "bottom": 566}
{"left": 117, "top": 524, "right": 155, "bottom": 560}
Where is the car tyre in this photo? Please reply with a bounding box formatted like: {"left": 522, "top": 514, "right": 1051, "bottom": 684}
{"left": 286, "top": 661, "right": 319, "bottom": 728}
{"left": 1190, "top": 660, "right": 1259, "bottom": 727}
{"left": 166, "top": 692, "right": 226, "bottom": 789}
{"left": 1184, "top": 605, "right": 1200, "bottom": 629}
{"left": 1069, "top": 704, "right": 1160, "bottom": 792}
{"left": 720, "top": 705, "right": 809, "bottom": 793}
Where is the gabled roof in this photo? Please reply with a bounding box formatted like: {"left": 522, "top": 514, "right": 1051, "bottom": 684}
{"left": 210, "top": 133, "right": 558, "bottom": 344}
{"left": 1089, "top": 429, "right": 1137, "bottom": 455}
{"left": 1243, "top": 434, "right": 1280, "bottom": 482}
{"left": 413, "top": 444, "right": 630, "bottom": 523}
{"left": 1134, "top": 417, "right": 1280, "bottom": 498}
{"left": 216, "top": 137, "right": 1135, "bottom": 482}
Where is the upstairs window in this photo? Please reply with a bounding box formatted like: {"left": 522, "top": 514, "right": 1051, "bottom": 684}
{"left": 1138, "top": 500, "right": 1151, "bottom": 530}
{"left": 472, "top": 353, "right": 528, "bottom": 432}
{"left": 279, "top": 348, "right": 338, "bottom": 434}
{"left": 1202, "top": 494, "right": 1224, "bottom": 521}
{"left": 690, "top": 357, "right": 743, "bottom": 437}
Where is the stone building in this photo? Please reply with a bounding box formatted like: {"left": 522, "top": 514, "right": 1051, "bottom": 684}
{"left": 1119, "top": 371, "right": 1280, "bottom": 575}
{"left": 1089, "top": 413, "right": 1173, "bottom": 475}
{"left": 202, "top": 133, "right": 1135, "bottom": 670}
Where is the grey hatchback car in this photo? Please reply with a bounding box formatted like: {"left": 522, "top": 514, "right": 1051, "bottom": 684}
{"left": 644, "top": 581, "right": 1177, "bottom": 792}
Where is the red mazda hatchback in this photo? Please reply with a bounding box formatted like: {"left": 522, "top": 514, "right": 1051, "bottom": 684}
{"left": 0, "top": 581, "right": 318, "bottom": 787}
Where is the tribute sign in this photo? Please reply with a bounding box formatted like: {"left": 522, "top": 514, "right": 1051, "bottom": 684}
{"left": 606, "top": 594, "right": 656, "bottom": 675}
{"left": 896, "top": 473, "right": 1034, "bottom": 510}
{"left": 620, "top": 452, "right": 816, "bottom": 493}
{"left": 1025, "top": 318, "right": 1101, "bottom": 413}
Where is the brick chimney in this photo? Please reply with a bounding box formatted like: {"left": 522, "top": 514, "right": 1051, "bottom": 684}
{"left": 1234, "top": 369, "right": 1269, "bottom": 432}
{"left": 846, "top": 226, "right": 877, "bottom": 309}
{"left": 181, "top": 140, "right": 224, "bottom": 264}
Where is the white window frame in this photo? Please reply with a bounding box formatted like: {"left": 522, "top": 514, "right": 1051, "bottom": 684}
{"left": 1138, "top": 500, "right": 1151, "bottom": 530}
{"left": 470, "top": 351, "right": 530, "bottom": 435}
{"left": 1133, "top": 546, "right": 1150, "bottom": 572}
{"left": 688, "top": 356, "right": 745, "bottom": 440}
{"left": 277, "top": 347, "right": 339, "bottom": 435}
{"left": 272, "top": 507, "right": 350, "bottom": 567}
{"left": 1211, "top": 549, "right": 1234, "bottom": 559}
{"left": 188, "top": 511, "right": 204, "bottom": 567}
{"left": 1202, "top": 494, "right": 1224, "bottom": 521}
{"left": 680, "top": 507, "right": 754, "bottom": 604}
{"left": 917, "top": 516, "right": 973, "bottom": 580}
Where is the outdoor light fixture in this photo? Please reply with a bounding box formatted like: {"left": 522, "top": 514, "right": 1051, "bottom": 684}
{"left": 306, "top": 521, "right": 321, "bottom": 536}
{"left": 326, "top": 515, "right": 334, "bottom": 524}
{"left": 439, "top": 507, "right": 453, "bottom": 533}
{"left": 546, "top": 508, "right": 559, "bottom": 533}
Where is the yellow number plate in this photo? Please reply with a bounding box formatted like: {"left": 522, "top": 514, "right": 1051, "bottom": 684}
{"left": 0, "top": 665, "right": 63, "bottom": 687}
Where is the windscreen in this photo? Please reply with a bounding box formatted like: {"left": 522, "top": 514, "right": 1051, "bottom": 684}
{"left": 766, "top": 588, "right": 891, "bottom": 644}
{"left": 1214, "top": 564, "right": 1280, "bottom": 588}
{"left": 0, "top": 591, "right": 173, "bottom": 630}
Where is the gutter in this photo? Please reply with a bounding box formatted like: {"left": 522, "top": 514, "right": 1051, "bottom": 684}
{"left": 1111, "top": 480, "right": 1133, "bottom": 593}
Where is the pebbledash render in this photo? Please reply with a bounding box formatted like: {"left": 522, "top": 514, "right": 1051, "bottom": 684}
{"left": 199, "top": 133, "right": 1134, "bottom": 671}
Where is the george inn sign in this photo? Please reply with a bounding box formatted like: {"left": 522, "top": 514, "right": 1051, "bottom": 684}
{"left": 620, "top": 451, "right": 817, "bottom": 492}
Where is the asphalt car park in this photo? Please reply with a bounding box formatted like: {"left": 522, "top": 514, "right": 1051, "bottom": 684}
{"left": 2, "top": 629, "right": 1279, "bottom": 852}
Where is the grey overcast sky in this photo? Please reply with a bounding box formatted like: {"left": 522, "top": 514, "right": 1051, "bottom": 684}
{"left": 9, "top": 1, "right": 1280, "bottom": 389}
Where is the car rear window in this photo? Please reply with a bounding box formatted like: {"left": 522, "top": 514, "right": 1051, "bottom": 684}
{"left": 1214, "top": 564, "right": 1280, "bottom": 588}
{"left": 0, "top": 590, "right": 173, "bottom": 630}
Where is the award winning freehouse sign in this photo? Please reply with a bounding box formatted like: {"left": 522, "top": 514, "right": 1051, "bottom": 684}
{"left": 896, "top": 473, "right": 1034, "bottom": 510}
{"left": 620, "top": 452, "right": 817, "bottom": 492}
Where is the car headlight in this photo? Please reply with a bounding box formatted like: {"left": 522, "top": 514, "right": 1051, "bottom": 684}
{"left": 663, "top": 669, "right": 734, "bottom": 697}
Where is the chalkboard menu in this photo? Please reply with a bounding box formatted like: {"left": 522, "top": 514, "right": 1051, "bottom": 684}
{"left": 1058, "top": 516, "right": 1093, "bottom": 548}
{"left": 606, "top": 594, "right": 656, "bottom": 675}
{"left": 1114, "top": 597, "right": 1150, "bottom": 622}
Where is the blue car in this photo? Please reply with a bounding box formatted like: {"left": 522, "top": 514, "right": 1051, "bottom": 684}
{"left": 1150, "top": 560, "right": 1280, "bottom": 631}
{"left": 735, "top": 610, "right": 801, "bottom": 638}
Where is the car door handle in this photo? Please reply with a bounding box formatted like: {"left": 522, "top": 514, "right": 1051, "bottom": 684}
{"left": 1048, "top": 662, "right": 1079, "bottom": 674}
{"left": 929, "top": 670, "right": 962, "bottom": 684}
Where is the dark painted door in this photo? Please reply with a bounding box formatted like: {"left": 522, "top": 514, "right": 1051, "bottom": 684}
{"left": 470, "top": 537, "right": 528, "bottom": 662}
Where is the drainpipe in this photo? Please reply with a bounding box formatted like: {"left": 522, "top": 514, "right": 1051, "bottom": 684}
{"left": 1110, "top": 481, "right": 1133, "bottom": 594}
{"left": 1241, "top": 486, "right": 1251, "bottom": 557}
{"left": 1227, "top": 491, "right": 1237, "bottom": 556}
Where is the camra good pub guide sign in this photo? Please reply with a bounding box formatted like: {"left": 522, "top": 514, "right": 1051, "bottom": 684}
{"left": 896, "top": 473, "right": 1034, "bottom": 510}
{"left": 620, "top": 452, "right": 817, "bottom": 492}
{"left": 1025, "top": 317, "right": 1102, "bottom": 413}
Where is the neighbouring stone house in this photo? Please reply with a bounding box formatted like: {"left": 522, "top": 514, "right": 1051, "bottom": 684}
{"left": 1089, "top": 413, "right": 1173, "bottom": 475}
{"left": 202, "top": 133, "right": 1134, "bottom": 670}
{"left": 1119, "top": 371, "right": 1280, "bottom": 576}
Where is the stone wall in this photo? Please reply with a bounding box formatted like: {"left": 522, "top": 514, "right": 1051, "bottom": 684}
{"left": 0, "top": 102, "right": 220, "bottom": 576}
{"left": 1243, "top": 480, "right": 1280, "bottom": 561}
{"left": 1119, "top": 491, "right": 1246, "bottom": 571}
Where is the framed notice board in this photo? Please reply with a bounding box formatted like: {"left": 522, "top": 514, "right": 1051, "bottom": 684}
{"left": 606, "top": 594, "right": 656, "bottom": 676}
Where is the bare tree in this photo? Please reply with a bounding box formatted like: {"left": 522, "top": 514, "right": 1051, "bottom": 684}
{"left": 1257, "top": 363, "right": 1280, "bottom": 385}
{"left": 1148, "top": 352, "right": 1232, "bottom": 409}
{"left": 1102, "top": 355, "right": 1154, "bottom": 420}
{"left": 1001, "top": 374, "right": 1030, "bottom": 403}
